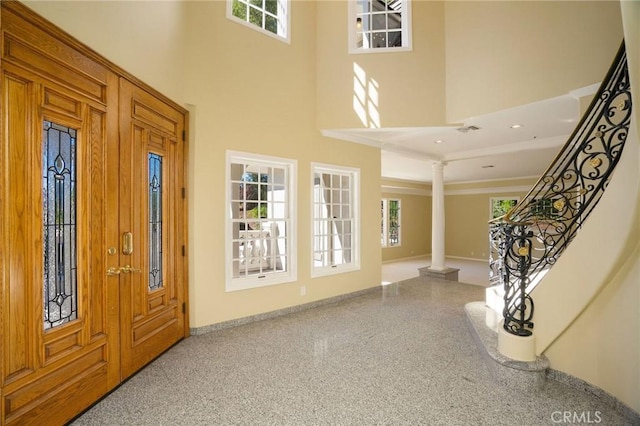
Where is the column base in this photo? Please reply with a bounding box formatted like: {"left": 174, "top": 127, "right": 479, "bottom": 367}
{"left": 418, "top": 266, "right": 460, "bottom": 281}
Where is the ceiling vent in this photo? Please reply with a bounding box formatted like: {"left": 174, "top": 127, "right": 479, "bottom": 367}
{"left": 456, "top": 125, "right": 480, "bottom": 133}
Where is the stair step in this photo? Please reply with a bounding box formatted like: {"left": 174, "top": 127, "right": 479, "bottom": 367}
{"left": 464, "top": 301, "right": 549, "bottom": 393}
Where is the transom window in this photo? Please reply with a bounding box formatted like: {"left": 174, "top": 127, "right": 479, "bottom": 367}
{"left": 381, "top": 198, "right": 400, "bottom": 247}
{"left": 228, "top": 0, "right": 290, "bottom": 43}
{"left": 312, "top": 164, "right": 360, "bottom": 277}
{"left": 349, "top": 0, "right": 412, "bottom": 53}
{"left": 226, "top": 151, "right": 297, "bottom": 291}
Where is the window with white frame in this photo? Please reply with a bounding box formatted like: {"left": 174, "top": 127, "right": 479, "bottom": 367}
{"left": 226, "top": 151, "right": 296, "bottom": 291}
{"left": 490, "top": 197, "right": 519, "bottom": 220}
{"left": 312, "top": 164, "right": 360, "bottom": 276}
{"left": 381, "top": 198, "right": 400, "bottom": 247}
{"left": 349, "top": 0, "right": 412, "bottom": 53}
{"left": 227, "top": 0, "right": 290, "bottom": 43}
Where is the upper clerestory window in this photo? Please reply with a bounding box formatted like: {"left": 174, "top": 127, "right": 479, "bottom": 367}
{"left": 228, "top": 0, "right": 290, "bottom": 44}
{"left": 349, "top": 0, "right": 412, "bottom": 54}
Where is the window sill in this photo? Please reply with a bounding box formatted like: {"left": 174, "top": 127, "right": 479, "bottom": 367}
{"left": 226, "top": 272, "right": 297, "bottom": 292}
{"left": 311, "top": 264, "right": 361, "bottom": 279}
{"left": 348, "top": 45, "right": 412, "bottom": 55}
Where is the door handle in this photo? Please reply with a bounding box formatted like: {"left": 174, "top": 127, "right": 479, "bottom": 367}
{"left": 107, "top": 265, "right": 142, "bottom": 276}
{"left": 120, "top": 265, "right": 142, "bottom": 274}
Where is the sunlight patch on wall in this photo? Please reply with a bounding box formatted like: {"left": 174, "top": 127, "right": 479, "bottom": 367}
{"left": 353, "top": 62, "right": 380, "bottom": 128}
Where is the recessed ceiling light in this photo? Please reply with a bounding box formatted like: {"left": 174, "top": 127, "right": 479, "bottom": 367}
{"left": 435, "top": 140, "right": 444, "bottom": 144}
{"left": 510, "top": 124, "right": 523, "bottom": 129}
{"left": 482, "top": 165, "right": 494, "bottom": 168}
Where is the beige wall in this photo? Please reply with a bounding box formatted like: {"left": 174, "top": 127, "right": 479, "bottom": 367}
{"left": 25, "top": 1, "right": 187, "bottom": 103}
{"left": 316, "top": 0, "right": 446, "bottom": 129}
{"left": 445, "top": 1, "right": 623, "bottom": 122}
{"left": 444, "top": 178, "right": 536, "bottom": 260}
{"left": 183, "top": 1, "right": 381, "bottom": 327}
{"left": 381, "top": 179, "right": 431, "bottom": 262}
{"left": 544, "top": 246, "right": 639, "bottom": 413}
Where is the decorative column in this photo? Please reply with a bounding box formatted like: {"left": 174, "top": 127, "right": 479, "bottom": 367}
{"left": 431, "top": 161, "right": 446, "bottom": 270}
{"left": 418, "top": 161, "right": 460, "bottom": 281}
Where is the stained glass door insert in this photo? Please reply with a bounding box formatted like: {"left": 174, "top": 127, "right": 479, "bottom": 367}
{"left": 148, "top": 153, "right": 163, "bottom": 291}
{"left": 42, "top": 121, "right": 78, "bottom": 329}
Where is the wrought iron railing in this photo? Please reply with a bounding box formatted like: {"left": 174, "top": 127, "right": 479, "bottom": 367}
{"left": 489, "top": 42, "right": 632, "bottom": 337}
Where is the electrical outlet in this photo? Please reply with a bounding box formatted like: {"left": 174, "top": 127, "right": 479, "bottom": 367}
{"left": 300, "top": 286, "right": 306, "bottom": 296}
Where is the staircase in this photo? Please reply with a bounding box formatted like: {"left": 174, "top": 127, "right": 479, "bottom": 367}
{"left": 484, "top": 40, "right": 631, "bottom": 359}
{"left": 465, "top": 40, "right": 636, "bottom": 410}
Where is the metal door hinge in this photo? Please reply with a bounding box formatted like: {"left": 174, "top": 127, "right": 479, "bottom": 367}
{"left": 181, "top": 245, "right": 186, "bottom": 256}
{"left": 182, "top": 302, "right": 186, "bottom": 314}
{"left": 182, "top": 130, "right": 185, "bottom": 141}
{"left": 182, "top": 187, "right": 186, "bottom": 199}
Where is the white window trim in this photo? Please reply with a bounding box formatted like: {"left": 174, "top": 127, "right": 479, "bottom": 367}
{"left": 348, "top": 0, "right": 412, "bottom": 54}
{"left": 311, "top": 163, "right": 361, "bottom": 278}
{"left": 226, "top": 0, "right": 291, "bottom": 45}
{"left": 381, "top": 198, "right": 401, "bottom": 247}
{"left": 225, "top": 150, "right": 297, "bottom": 292}
{"left": 381, "top": 198, "right": 388, "bottom": 247}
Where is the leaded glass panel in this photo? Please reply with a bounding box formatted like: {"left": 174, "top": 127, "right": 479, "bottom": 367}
{"left": 149, "top": 153, "right": 164, "bottom": 291}
{"left": 43, "top": 121, "right": 78, "bottom": 330}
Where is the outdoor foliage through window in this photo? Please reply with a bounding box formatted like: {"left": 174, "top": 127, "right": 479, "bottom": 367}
{"left": 381, "top": 198, "right": 400, "bottom": 246}
{"left": 232, "top": 0, "right": 285, "bottom": 37}
{"left": 491, "top": 198, "right": 519, "bottom": 220}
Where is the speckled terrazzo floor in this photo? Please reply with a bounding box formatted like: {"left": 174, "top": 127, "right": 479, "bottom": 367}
{"left": 71, "top": 277, "right": 632, "bottom": 426}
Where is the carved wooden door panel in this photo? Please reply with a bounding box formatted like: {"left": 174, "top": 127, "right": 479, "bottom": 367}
{"left": 118, "top": 79, "right": 187, "bottom": 380}
{"left": 0, "top": 7, "right": 120, "bottom": 424}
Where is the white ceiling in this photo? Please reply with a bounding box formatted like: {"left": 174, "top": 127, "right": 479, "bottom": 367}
{"left": 322, "top": 84, "right": 599, "bottom": 183}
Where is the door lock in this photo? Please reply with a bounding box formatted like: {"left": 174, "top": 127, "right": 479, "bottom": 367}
{"left": 122, "top": 232, "right": 134, "bottom": 255}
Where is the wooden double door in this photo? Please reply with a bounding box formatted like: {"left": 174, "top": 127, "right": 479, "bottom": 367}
{"left": 0, "top": 3, "right": 188, "bottom": 425}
